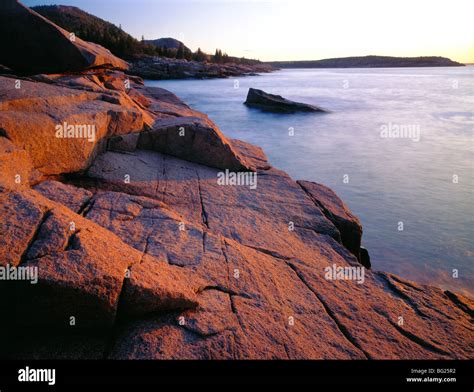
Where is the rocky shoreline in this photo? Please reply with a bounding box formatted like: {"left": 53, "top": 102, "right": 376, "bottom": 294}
{"left": 129, "top": 56, "right": 275, "bottom": 80}
{"left": 0, "top": 0, "right": 472, "bottom": 360}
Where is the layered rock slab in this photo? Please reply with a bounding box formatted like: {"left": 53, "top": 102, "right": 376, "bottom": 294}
{"left": 33, "top": 180, "right": 92, "bottom": 213}
{"left": 0, "top": 186, "right": 201, "bottom": 334}
{"left": 0, "top": 75, "right": 151, "bottom": 177}
{"left": 138, "top": 116, "right": 254, "bottom": 171}
{"left": 0, "top": 0, "right": 128, "bottom": 75}
{"left": 0, "top": 73, "right": 254, "bottom": 178}
{"left": 83, "top": 191, "right": 366, "bottom": 359}
{"left": 3, "top": 142, "right": 472, "bottom": 359}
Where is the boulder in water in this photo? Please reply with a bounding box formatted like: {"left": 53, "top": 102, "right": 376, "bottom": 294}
{"left": 244, "top": 88, "right": 328, "bottom": 113}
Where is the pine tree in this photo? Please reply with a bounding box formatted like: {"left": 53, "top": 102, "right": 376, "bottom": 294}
{"left": 214, "top": 49, "right": 224, "bottom": 63}
{"left": 194, "top": 48, "right": 206, "bottom": 62}
{"left": 176, "top": 43, "right": 185, "bottom": 59}
{"left": 184, "top": 48, "right": 192, "bottom": 61}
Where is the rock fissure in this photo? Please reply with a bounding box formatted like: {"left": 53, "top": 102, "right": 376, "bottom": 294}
{"left": 286, "top": 262, "right": 371, "bottom": 359}
{"left": 379, "top": 274, "right": 430, "bottom": 319}
{"left": 77, "top": 196, "right": 94, "bottom": 216}
{"left": 195, "top": 169, "right": 209, "bottom": 229}
{"left": 18, "top": 208, "right": 52, "bottom": 266}
{"left": 242, "top": 244, "right": 292, "bottom": 261}
{"left": 80, "top": 199, "right": 96, "bottom": 218}
{"left": 386, "top": 320, "right": 452, "bottom": 358}
{"left": 444, "top": 291, "right": 474, "bottom": 318}
{"left": 197, "top": 285, "right": 251, "bottom": 299}
{"left": 64, "top": 229, "right": 81, "bottom": 251}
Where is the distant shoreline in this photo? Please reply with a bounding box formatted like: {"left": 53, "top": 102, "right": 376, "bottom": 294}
{"left": 266, "top": 55, "right": 465, "bottom": 69}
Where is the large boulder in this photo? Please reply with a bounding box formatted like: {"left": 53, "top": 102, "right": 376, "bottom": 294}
{"left": 0, "top": 0, "right": 128, "bottom": 75}
{"left": 0, "top": 74, "right": 152, "bottom": 177}
{"left": 244, "top": 88, "right": 327, "bottom": 113}
{"left": 138, "top": 117, "right": 255, "bottom": 171}
{"left": 120, "top": 255, "right": 202, "bottom": 317}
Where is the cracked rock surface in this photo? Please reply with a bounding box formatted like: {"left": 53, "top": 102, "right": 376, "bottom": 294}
{"left": 1, "top": 131, "right": 472, "bottom": 358}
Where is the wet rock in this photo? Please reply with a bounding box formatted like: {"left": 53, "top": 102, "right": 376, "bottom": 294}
{"left": 360, "top": 247, "right": 371, "bottom": 269}
{"left": 244, "top": 88, "right": 328, "bottom": 113}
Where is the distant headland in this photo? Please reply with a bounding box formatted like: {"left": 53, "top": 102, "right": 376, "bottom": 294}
{"left": 266, "top": 55, "right": 465, "bottom": 69}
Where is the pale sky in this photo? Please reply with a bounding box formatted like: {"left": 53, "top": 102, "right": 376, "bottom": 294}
{"left": 24, "top": 0, "right": 474, "bottom": 63}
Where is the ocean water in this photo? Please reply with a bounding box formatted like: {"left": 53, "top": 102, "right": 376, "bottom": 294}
{"left": 146, "top": 67, "right": 474, "bottom": 296}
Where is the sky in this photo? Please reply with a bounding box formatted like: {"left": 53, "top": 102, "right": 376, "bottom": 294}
{"left": 23, "top": 0, "right": 474, "bottom": 63}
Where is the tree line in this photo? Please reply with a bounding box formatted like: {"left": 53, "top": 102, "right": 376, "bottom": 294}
{"left": 33, "top": 5, "right": 261, "bottom": 65}
{"left": 145, "top": 43, "right": 258, "bottom": 65}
